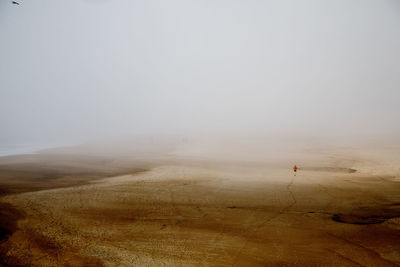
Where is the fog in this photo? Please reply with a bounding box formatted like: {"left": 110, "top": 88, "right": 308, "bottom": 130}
{"left": 1, "top": 0, "right": 400, "bottom": 148}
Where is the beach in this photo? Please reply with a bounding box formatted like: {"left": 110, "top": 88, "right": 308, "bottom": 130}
{"left": 0, "top": 140, "right": 399, "bottom": 266}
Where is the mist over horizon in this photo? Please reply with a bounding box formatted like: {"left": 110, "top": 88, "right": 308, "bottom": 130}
{"left": 1, "top": 0, "right": 400, "bottom": 147}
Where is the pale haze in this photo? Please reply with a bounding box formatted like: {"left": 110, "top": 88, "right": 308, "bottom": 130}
{"left": 1, "top": 0, "right": 400, "bottom": 147}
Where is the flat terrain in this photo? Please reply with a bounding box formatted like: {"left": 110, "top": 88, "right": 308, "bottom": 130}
{"left": 0, "top": 142, "right": 399, "bottom": 266}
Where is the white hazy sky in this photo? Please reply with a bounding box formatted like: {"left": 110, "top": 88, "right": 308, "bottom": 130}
{"left": 1, "top": 0, "right": 399, "bottom": 145}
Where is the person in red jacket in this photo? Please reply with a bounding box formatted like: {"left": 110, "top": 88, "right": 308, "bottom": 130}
{"left": 293, "top": 165, "right": 298, "bottom": 176}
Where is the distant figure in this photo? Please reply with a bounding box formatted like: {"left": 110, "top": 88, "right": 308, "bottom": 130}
{"left": 293, "top": 165, "right": 298, "bottom": 176}
{"left": 12, "top": 1, "right": 20, "bottom": 5}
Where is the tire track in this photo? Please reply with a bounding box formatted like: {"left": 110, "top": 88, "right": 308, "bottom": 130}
{"left": 232, "top": 174, "right": 297, "bottom": 265}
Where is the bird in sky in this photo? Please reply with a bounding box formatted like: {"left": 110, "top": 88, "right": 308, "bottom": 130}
{"left": 12, "top": 1, "right": 20, "bottom": 5}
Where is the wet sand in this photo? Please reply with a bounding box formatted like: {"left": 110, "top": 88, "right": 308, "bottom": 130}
{"left": 0, "top": 143, "right": 399, "bottom": 266}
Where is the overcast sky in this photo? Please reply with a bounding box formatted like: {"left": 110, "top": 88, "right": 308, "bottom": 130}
{"left": 1, "top": 0, "right": 399, "bottom": 145}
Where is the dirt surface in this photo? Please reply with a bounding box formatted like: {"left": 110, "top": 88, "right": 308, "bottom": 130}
{"left": 0, "top": 144, "right": 400, "bottom": 266}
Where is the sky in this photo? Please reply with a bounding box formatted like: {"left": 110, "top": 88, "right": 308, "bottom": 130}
{"left": 1, "top": 0, "right": 400, "bottom": 146}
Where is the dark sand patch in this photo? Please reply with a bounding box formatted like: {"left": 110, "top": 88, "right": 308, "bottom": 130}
{"left": 0, "top": 202, "right": 24, "bottom": 242}
{"left": 332, "top": 203, "right": 400, "bottom": 224}
{"left": 0, "top": 202, "right": 25, "bottom": 266}
{"left": 1, "top": 226, "right": 105, "bottom": 266}
{"left": 0, "top": 154, "right": 148, "bottom": 196}
{"left": 304, "top": 166, "right": 357, "bottom": 173}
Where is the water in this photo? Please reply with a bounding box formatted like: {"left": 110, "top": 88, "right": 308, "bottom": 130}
{"left": 0, "top": 142, "right": 73, "bottom": 157}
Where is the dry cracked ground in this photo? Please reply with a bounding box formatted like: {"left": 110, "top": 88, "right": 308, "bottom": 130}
{"left": 0, "top": 145, "right": 400, "bottom": 266}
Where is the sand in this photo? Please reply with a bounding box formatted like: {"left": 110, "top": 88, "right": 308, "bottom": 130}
{"left": 0, "top": 141, "right": 399, "bottom": 266}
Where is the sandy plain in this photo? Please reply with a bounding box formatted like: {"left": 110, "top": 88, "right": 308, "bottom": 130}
{"left": 0, "top": 139, "right": 399, "bottom": 266}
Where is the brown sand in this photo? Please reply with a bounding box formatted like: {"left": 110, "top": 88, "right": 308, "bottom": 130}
{"left": 0, "top": 143, "right": 399, "bottom": 266}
